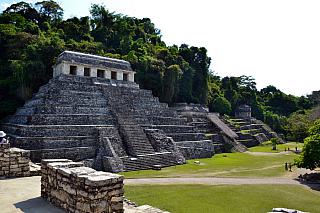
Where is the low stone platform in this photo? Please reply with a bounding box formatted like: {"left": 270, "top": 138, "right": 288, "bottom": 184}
{"left": 41, "top": 159, "right": 124, "bottom": 213}
{"left": 0, "top": 143, "right": 30, "bottom": 177}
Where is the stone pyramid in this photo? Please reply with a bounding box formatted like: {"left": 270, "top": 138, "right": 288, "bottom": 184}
{"left": 2, "top": 51, "right": 214, "bottom": 172}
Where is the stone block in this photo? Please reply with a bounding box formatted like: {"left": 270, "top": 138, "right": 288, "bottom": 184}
{"left": 41, "top": 159, "right": 124, "bottom": 213}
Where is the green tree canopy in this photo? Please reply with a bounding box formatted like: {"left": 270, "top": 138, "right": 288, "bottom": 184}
{"left": 295, "top": 120, "right": 320, "bottom": 170}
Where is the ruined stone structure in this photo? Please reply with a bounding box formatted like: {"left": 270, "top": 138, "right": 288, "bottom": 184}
{"left": 224, "top": 106, "right": 285, "bottom": 147}
{"left": 235, "top": 104, "right": 251, "bottom": 119}
{"left": 172, "top": 103, "right": 247, "bottom": 153}
{"left": 41, "top": 159, "right": 124, "bottom": 213}
{"left": 53, "top": 51, "right": 135, "bottom": 82}
{"left": 2, "top": 51, "right": 214, "bottom": 172}
{"left": 0, "top": 142, "right": 30, "bottom": 177}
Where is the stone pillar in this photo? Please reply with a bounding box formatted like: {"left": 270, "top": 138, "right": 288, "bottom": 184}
{"left": 106, "top": 70, "right": 111, "bottom": 79}
{"left": 128, "top": 73, "right": 135, "bottom": 82}
{"left": 77, "top": 65, "right": 84, "bottom": 76}
{"left": 61, "top": 62, "right": 69, "bottom": 75}
{"left": 91, "top": 67, "right": 98, "bottom": 78}
{"left": 117, "top": 71, "right": 123, "bottom": 81}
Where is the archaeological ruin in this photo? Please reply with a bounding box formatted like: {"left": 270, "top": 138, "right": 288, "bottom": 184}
{"left": 224, "top": 105, "right": 285, "bottom": 147}
{"left": 1, "top": 51, "right": 212, "bottom": 172}
{"left": 1, "top": 51, "right": 283, "bottom": 173}
{"left": 41, "top": 159, "right": 124, "bottom": 213}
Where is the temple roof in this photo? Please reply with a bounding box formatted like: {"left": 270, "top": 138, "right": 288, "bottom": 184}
{"left": 56, "top": 51, "right": 133, "bottom": 71}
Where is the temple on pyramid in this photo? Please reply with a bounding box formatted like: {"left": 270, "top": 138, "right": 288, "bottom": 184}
{"left": 2, "top": 51, "right": 222, "bottom": 172}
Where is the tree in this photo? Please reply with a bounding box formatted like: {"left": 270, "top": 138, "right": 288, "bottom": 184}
{"left": 35, "top": 0, "right": 63, "bottom": 23}
{"left": 271, "top": 138, "right": 278, "bottom": 150}
{"left": 295, "top": 120, "right": 320, "bottom": 170}
{"left": 3, "top": 1, "right": 39, "bottom": 22}
{"left": 177, "top": 62, "right": 194, "bottom": 103}
{"left": 286, "top": 111, "right": 311, "bottom": 142}
{"left": 308, "top": 90, "right": 320, "bottom": 106}
{"left": 162, "top": 65, "right": 181, "bottom": 104}
{"left": 209, "top": 96, "right": 231, "bottom": 115}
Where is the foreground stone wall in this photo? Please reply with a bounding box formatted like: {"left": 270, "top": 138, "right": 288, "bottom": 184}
{"left": 41, "top": 159, "right": 124, "bottom": 213}
{"left": 0, "top": 143, "right": 30, "bottom": 177}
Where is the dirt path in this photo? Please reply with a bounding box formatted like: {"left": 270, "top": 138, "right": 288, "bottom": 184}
{"left": 245, "top": 151, "right": 291, "bottom": 156}
{"left": 124, "top": 177, "right": 300, "bottom": 185}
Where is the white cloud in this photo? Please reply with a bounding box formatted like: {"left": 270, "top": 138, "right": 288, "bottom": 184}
{"left": 0, "top": 2, "right": 15, "bottom": 11}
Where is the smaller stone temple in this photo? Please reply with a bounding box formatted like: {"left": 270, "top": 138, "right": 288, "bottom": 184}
{"left": 235, "top": 104, "right": 251, "bottom": 119}
{"left": 53, "top": 51, "right": 135, "bottom": 82}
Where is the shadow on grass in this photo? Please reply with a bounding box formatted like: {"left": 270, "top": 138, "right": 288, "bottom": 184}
{"left": 295, "top": 172, "right": 320, "bottom": 191}
{"left": 14, "top": 197, "right": 64, "bottom": 213}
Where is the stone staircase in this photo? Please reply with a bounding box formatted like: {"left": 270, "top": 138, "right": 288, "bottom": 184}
{"left": 102, "top": 85, "right": 214, "bottom": 160}
{"left": 223, "top": 117, "right": 285, "bottom": 147}
{"left": 121, "top": 152, "right": 179, "bottom": 171}
{"left": 100, "top": 86, "right": 185, "bottom": 170}
{"left": 117, "top": 114, "right": 155, "bottom": 156}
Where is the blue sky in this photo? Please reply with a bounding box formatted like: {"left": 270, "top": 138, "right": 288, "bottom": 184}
{"left": 1, "top": 0, "right": 320, "bottom": 96}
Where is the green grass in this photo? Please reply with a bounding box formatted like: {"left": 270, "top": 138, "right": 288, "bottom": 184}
{"left": 121, "top": 152, "right": 298, "bottom": 179}
{"left": 249, "top": 141, "right": 304, "bottom": 153}
{"left": 125, "top": 184, "right": 320, "bottom": 213}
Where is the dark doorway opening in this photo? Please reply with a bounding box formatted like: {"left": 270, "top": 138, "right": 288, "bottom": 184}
{"left": 123, "top": 73, "right": 128, "bottom": 81}
{"left": 84, "top": 67, "right": 91, "bottom": 76}
{"left": 111, "top": 71, "right": 117, "bottom": 80}
{"left": 70, "top": 66, "right": 77, "bottom": 75}
{"left": 97, "top": 69, "right": 105, "bottom": 78}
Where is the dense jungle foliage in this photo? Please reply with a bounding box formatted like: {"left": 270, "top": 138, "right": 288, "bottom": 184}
{"left": 0, "top": 1, "right": 319, "bottom": 141}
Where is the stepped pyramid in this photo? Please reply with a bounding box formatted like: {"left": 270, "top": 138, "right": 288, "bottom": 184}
{"left": 2, "top": 51, "right": 214, "bottom": 172}
{"left": 224, "top": 105, "right": 285, "bottom": 147}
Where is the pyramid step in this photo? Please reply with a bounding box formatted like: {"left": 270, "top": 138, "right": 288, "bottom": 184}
{"left": 29, "top": 146, "right": 96, "bottom": 163}
{"left": 167, "top": 133, "right": 206, "bottom": 142}
{"left": 9, "top": 135, "right": 97, "bottom": 150}
{"left": 3, "top": 124, "right": 114, "bottom": 137}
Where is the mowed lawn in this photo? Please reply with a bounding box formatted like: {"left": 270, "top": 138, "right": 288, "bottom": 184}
{"left": 121, "top": 152, "right": 298, "bottom": 179}
{"left": 249, "top": 141, "right": 304, "bottom": 153}
{"left": 125, "top": 184, "right": 320, "bottom": 213}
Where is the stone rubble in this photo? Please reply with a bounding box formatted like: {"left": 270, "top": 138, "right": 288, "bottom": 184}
{"left": 124, "top": 199, "right": 170, "bottom": 213}
{"left": 41, "top": 159, "right": 124, "bottom": 213}
{"left": 0, "top": 143, "right": 30, "bottom": 177}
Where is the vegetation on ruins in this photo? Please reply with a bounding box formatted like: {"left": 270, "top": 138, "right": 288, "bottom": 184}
{"left": 0, "top": 1, "right": 319, "bottom": 142}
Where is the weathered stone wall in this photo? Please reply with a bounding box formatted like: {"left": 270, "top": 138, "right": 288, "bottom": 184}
{"left": 0, "top": 143, "right": 30, "bottom": 177}
{"left": 175, "top": 140, "right": 214, "bottom": 159}
{"left": 41, "top": 159, "right": 124, "bottom": 213}
{"left": 144, "top": 128, "right": 186, "bottom": 164}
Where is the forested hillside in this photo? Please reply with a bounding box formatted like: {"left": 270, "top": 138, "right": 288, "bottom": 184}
{"left": 0, "top": 1, "right": 319, "bottom": 140}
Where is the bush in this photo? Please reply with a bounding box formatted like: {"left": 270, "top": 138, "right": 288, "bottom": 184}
{"left": 295, "top": 120, "right": 320, "bottom": 170}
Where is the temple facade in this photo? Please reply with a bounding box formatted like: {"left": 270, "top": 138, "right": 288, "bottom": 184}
{"left": 53, "top": 51, "right": 135, "bottom": 82}
{"left": 235, "top": 104, "right": 251, "bottom": 119}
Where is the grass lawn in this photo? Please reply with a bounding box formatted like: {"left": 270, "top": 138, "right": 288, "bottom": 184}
{"left": 249, "top": 141, "right": 304, "bottom": 153}
{"left": 125, "top": 184, "right": 320, "bottom": 213}
{"left": 121, "top": 152, "right": 298, "bottom": 179}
